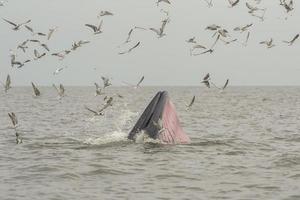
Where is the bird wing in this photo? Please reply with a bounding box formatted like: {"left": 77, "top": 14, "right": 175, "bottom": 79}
{"left": 85, "top": 24, "right": 97, "bottom": 32}
{"left": 203, "top": 73, "right": 210, "bottom": 81}
{"left": 34, "top": 49, "right": 40, "bottom": 58}
{"left": 129, "top": 41, "right": 140, "bottom": 52}
{"left": 291, "top": 34, "right": 299, "bottom": 43}
{"left": 84, "top": 106, "right": 99, "bottom": 115}
{"left": 187, "top": 96, "right": 196, "bottom": 107}
{"left": 149, "top": 28, "right": 160, "bottom": 35}
{"left": 136, "top": 76, "right": 144, "bottom": 87}
{"left": 25, "top": 25, "right": 34, "bottom": 33}
{"left": 2, "top": 18, "right": 17, "bottom": 27}
{"left": 98, "top": 20, "right": 103, "bottom": 30}
{"left": 222, "top": 79, "right": 229, "bottom": 90}
{"left": 94, "top": 83, "right": 100, "bottom": 89}
{"left": 6, "top": 74, "right": 11, "bottom": 88}
{"left": 31, "top": 82, "right": 40, "bottom": 96}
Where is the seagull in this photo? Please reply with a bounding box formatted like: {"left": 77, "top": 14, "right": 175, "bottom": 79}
{"left": 94, "top": 83, "right": 104, "bottom": 96}
{"left": 51, "top": 51, "right": 67, "bottom": 60}
{"left": 149, "top": 18, "right": 169, "bottom": 38}
{"left": 101, "top": 76, "right": 112, "bottom": 88}
{"left": 48, "top": 27, "right": 58, "bottom": 40}
{"left": 98, "top": 11, "right": 113, "bottom": 17}
{"left": 156, "top": 0, "right": 171, "bottom": 6}
{"left": 33, "top": 49, "right": 46, "bottom": 60}
{"left": 246, "top": 2, "right": 264, "bottom": 13}
{"left": 260, "top": 38, "right": 275, "bottom": 48}
{"left": 280, "top": 0, "right": 294, "bottom": 12}
{"left": 31, "top": 82, "right": 41, "bottom": 97}
{"left": 8, "top": 112, "right": 22, "bottom": 144}
{"left": 53, "top": 84, "right": 65, "bottom": 98}
{"left": 2, "top": 18, "right": 31, "bottom": 31}
{"left": 220, "top": 38, "right": 237, "bottom": 45}
{"left": 85, "top": 19, "right": 103, "bottom": 34}
{"left": 228, "top": 0, "right": 239, "bottom": 7}
{"left": 201, "top": 73, "right": 210, "bottom": 88}
{"left": 283, "top": 34, "right": 299, "bottom": 46}
{"left": 186, "top": 96, "right": 196, "bottom": 111}
{"left": 119, "top": 41, "right": 141, "bottom": 54}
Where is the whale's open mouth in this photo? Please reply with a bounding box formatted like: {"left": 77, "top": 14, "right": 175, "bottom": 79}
{"left": 128, "top": 91, "right": 190, "bottom": 144}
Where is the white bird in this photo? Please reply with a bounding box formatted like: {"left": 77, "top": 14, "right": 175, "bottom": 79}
{"left": 8, "top": 112, "right": 22, "bottom": 144}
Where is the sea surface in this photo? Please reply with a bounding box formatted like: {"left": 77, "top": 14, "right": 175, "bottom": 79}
{"left": 1, "top": 86, "right": 300, "bottom": 200}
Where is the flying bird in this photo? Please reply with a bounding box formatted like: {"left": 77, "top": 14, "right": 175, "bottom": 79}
{"left": 8, "top": 112, "right": 22, "bottom": 144}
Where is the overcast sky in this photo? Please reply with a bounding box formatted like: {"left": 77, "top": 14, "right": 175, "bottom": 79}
{"left": 0, "top": 0, "right": 299, "bottom": 86}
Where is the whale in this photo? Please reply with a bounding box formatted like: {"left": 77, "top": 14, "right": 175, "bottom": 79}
{"left": 128, "top": 91, "right": 190, "bottom": 144}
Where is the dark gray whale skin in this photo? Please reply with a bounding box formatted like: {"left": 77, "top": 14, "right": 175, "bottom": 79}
{"left": 128, "top": 91, "right": 168, "bottom": 141}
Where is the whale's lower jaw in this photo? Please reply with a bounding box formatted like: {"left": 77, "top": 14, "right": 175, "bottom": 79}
{"left": 128, "top": 91, "right": 190, "bottom": 144}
